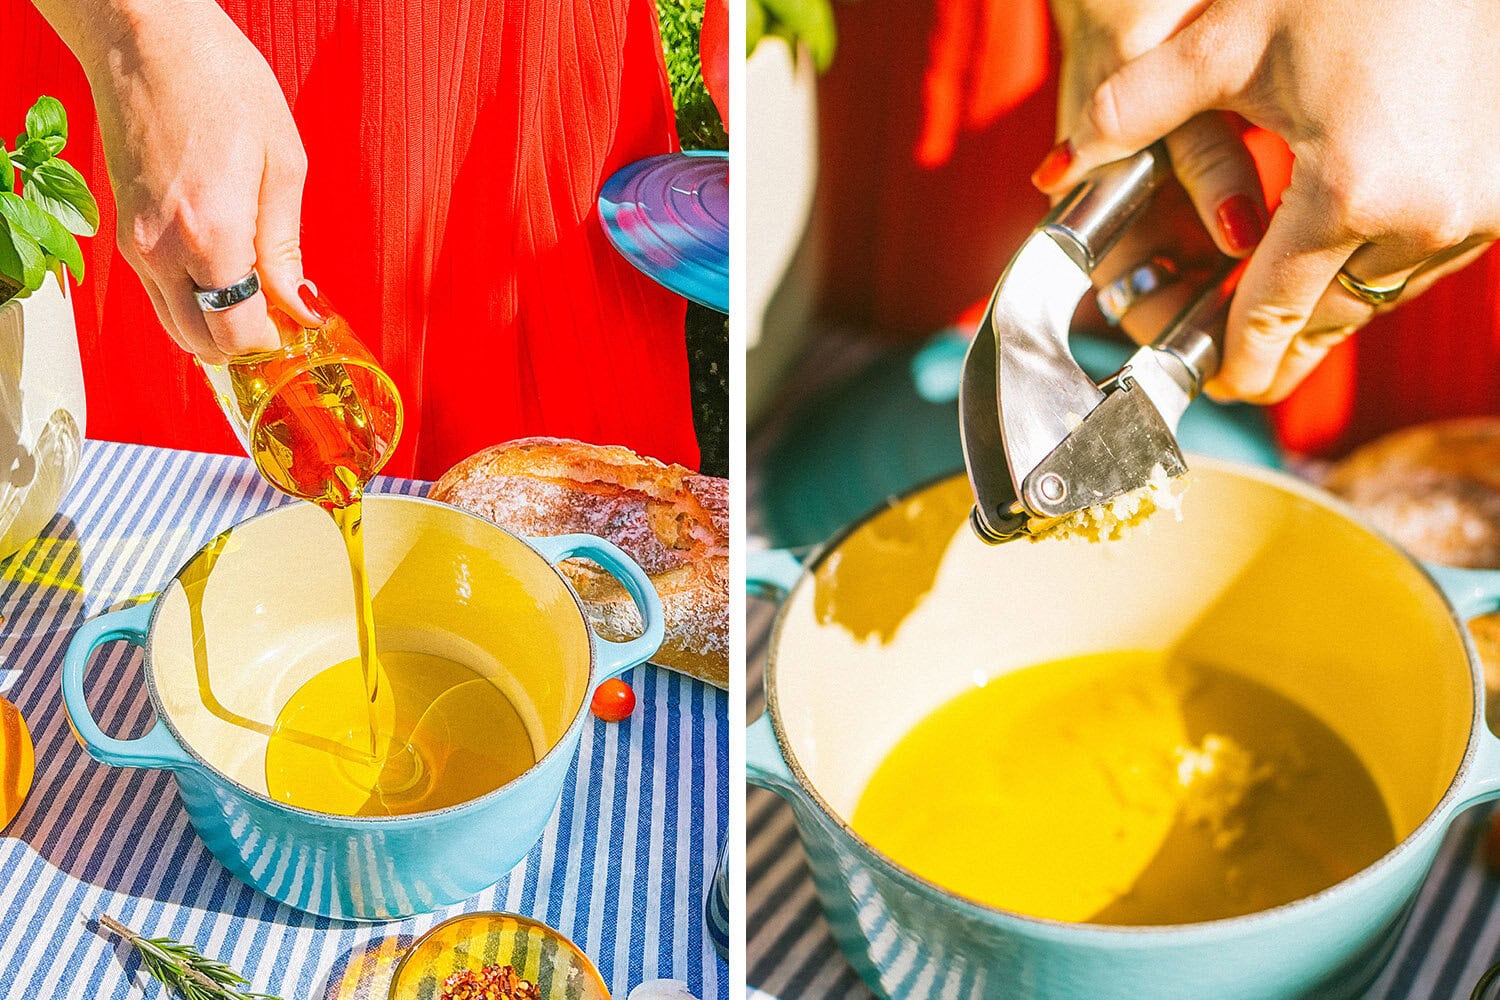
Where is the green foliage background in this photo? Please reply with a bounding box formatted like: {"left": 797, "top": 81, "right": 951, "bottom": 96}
{"left": 655, "top": 0, "right": 727, "bottom": 151}
{"left": 652, "top": 0, "right": 727, "bottom": 474}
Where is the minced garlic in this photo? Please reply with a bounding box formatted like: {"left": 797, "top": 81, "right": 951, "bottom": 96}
{"left": 1028, "top": 464, "right": 1189, "bottom": 543}
{"left": 1176, "top": 733, "right": 1276, "bottom": 851}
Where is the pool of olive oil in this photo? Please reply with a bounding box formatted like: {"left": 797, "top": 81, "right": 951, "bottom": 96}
{"left": 265, "top": 650, "right": 535, "bottom": 815}
{"left": 851, "top": 651, "right": 1397, "bottom": 925}
{"left": 258, "top": 485, "right": 535, "bottom": 817}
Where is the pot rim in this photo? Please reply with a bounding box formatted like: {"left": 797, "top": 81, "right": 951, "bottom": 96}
{"left": 141, "top": 491, "right": 601, "bottom": 826}
{"left": 762, "top": 456, "right": 1490, "bottom": 941}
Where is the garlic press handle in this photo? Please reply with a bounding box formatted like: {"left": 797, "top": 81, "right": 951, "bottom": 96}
{"left": 1154, "top": 262, "right": 1239, "bottom": 393}
{"left": 1043, "top": 143, "right": 1170, "bottom": 274}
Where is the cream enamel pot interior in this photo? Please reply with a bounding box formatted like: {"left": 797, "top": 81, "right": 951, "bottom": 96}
{"left": 61, "top": 494, "right": 663, "bottom": 921}
{"left": 748, "top": 459, "right": 1500, "bottom": 1000}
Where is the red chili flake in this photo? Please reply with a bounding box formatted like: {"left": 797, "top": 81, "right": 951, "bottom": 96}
{"left": 440, "top": 963, "right": 540, "bottom": 1000}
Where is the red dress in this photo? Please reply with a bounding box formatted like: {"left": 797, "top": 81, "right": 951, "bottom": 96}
{"left": 0, "top": 0, "right": 698, "bottom": 479}
{"left": 814, "top": 0, "right": 1500, "bottom": 457}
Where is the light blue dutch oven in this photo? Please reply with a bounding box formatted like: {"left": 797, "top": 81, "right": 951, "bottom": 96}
{"left": 61, "top": 494, "right": 663, "bottom": 922}
{"left": 749, "top": 459, "right": 1500, "bottom": 1000}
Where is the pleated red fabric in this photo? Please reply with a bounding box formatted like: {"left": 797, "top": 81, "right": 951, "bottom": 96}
{"left": 815, "top": 0, "right": 1500, "bottom": 458}
{"left": 0, "top": 0, "right": 698, "bottom": 479}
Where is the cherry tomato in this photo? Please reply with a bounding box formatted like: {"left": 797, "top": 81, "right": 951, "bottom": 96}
{"left": 591, "top": 678, "right": 636, "bottom": 722}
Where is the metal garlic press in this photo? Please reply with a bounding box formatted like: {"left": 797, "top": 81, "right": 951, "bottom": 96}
{"left": 959, "top": 143, "right": 1238, "bottom": 543}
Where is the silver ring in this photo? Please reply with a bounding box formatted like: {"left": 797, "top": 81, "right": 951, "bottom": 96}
{"left": 193, "top": 270, "right": 261, "bottom": 312}
{"left": 1097, "top": 257, "right": 1180, "bottom": 326}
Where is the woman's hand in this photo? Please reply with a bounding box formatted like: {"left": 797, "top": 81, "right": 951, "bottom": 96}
{"left": 34, "top": 0, "right": 322, "bottom": 362}
{"left": 1035, "top": 0, "right": 1500, "bottom": 403}
{"left": 1050, "top": 0, "right": 1267, "bottom": 257}
{"left": 1049, "top": 0, "right": 1269, "bottom": 344}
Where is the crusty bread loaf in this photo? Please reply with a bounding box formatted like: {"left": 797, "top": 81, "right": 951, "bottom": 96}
{"left": 1324, "top": 418, "right": 1500, "bottom": 569}
{"left": 430, "top": 438, "right": 728, "bottom": 689}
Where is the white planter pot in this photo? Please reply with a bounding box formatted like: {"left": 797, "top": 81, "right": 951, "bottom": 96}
{"left": 0, "top": 271, "right": 86, "bottom": 562}
{"left": 746, "top": 36, "right": 821, "bottom": 425}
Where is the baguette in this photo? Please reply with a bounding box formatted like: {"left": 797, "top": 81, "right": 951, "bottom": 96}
{"left": 1324, "top": 417, "right": 1500, "bottom": 569}
{"left": 430, "top": 438, "right": 728, "bottom": 689}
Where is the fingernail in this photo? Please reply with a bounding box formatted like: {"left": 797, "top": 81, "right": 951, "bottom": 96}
{"left": 298, "top": 282, "right": 329, "bottom": 324}
{"left": 1217, "top": 194, "right": 1267, "bottom": 254}
{"left": 1031, "top": 140, "right": 1076, "bottom": 189}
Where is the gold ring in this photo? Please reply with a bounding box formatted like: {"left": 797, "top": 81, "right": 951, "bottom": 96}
{"left": 1336, "top": 267, "right": 1408, "bottom": 307}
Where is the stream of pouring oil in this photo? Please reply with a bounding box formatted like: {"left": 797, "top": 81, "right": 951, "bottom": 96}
{"left": 330, "top": 479, "right": 382, "bottom": 758}
{"left": 240, "top": 354, "right": 392, "bottom": 761}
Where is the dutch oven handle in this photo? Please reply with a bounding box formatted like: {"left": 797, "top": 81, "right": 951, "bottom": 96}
{"left": 530, "top": 533, "right": 666, "bottom": 685}
{"left": 747, "top": 548, "right": 806, "bottom": 796}
{"left": 748, "top": 548, "right": 804, "bottom": 599}
{"left": 1429, "top": 564, "right": 1500, "bottom": 805}
{"left": 61, "top": 600, "right": 200, "bottom": 772}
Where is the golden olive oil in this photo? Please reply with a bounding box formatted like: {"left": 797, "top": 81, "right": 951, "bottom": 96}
{"left": 231, "top": 329, "right": 398, "bottom": 759}
{"left": 265, "top": 650, "right": 536, "bottom": 816}
{"left": 851, "top": 651, "right": 1397, "bottom": 925}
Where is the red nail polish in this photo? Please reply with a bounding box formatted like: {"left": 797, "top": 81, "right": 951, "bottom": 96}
{"left": 1217, "top": 194, "right": 1267, "bottom": 254}
{"left": 298, "top": 282, "right": 329, "bottom": 324}
{"left": 1031, "top": 140, "right": 1076, "bottom": 189}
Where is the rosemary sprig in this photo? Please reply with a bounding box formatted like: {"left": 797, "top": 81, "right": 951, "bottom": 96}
{"left": 95, "top": 913, "right": 283, "bottom": 1000}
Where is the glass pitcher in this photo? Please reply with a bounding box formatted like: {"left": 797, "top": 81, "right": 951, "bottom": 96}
{"left": 199, "top": 290, "right": 402, "bottom": 509}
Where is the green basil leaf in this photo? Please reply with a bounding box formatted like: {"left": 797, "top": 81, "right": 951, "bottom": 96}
{"left": 14, "top": 138, "right": 53, "bottom": 168}
{"left": 0, "top": 217, "right": 47, "bottom": 292}
{"left": 24, "top": 96, "right": 67, "bottom": 143}
{"left": 41, "top": 135, "right": 65, "bottom": 157}
{"left": 0, "top": 192, "right": 48, "bottom": 241}
{"left": 0, "top": 221, "right": 21, "bottom": 291}
{"left": 23, "top": 159, "right": 98, "bottom": 237}
{"left": 0, "top": 192, "right": 82, "bottom": 283}
{"left": 0, "top": 140, "right": 12, "bottom": 195}
{"left": 52, "top": 230, "right": 83, "bottom": 283}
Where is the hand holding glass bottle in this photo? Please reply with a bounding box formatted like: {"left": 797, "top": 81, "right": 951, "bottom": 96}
{"left": 200, "top": 285, "right": 402, "bottom": 509}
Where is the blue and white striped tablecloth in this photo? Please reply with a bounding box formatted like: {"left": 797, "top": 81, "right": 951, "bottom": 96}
{"left": 745, "top": 333, "right": 1500, "bottom": 999}
{"left": 0, "top": 441, "right": 728, "bottom": 999}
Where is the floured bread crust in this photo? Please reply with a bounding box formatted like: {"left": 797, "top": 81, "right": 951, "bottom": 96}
{"left": 1324, "top": 418, "right": 1500, "bottom": 569}
{"left": 431, "top": 437, "right": 728, "bottom": 689}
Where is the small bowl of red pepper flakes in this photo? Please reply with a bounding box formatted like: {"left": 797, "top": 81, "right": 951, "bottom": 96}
{"left": 388, "top": 911, "right": 609, "bottom": 1000}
